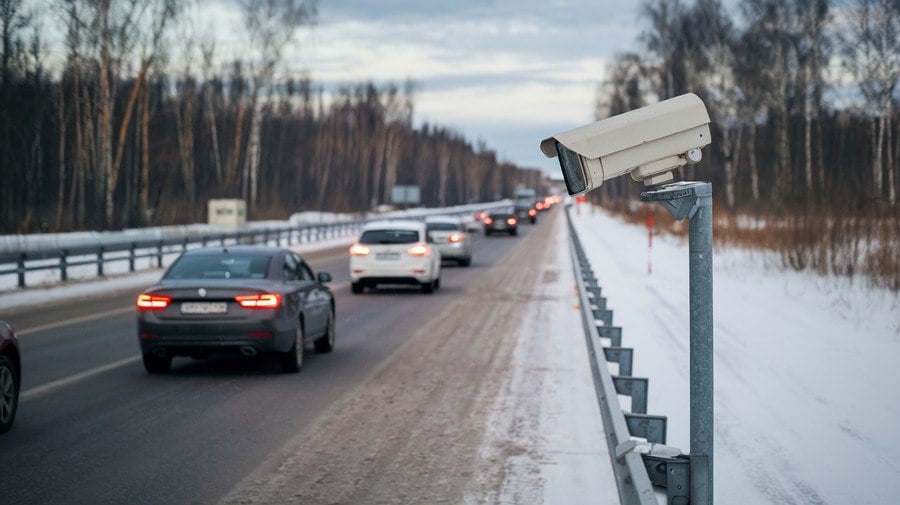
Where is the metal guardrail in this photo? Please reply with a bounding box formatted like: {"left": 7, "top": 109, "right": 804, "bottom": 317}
{"left": 567, "top": 207, "right": 691, "bottom": 505}
{"left": 0, "top": 202, "right": 511, "bottom": 290}
{"left": 0, "top": 221, "right": 364, "bottom": 289}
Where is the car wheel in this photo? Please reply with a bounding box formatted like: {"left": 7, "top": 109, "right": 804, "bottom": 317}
{"left": 510, "top": 229, "right": 518, "bottom": 236}
{"left": 281, "top": 321, "right": 304, "bottom": 373}
{"left": 314, "top": 309, "right": 335, "bottom": 353}
{"left": 0, "top": 356, "right": 19, "bottom": 434}
{"left": 459, "top": 257, "right": 471, "bottom": 267}
{"left": 421, "top": 280, "right": 434, "bottom": 294}
{"left": 485, "top": 229, "right": 492, "bottom": 236}
{"left": 142, "top": 352, "right": 172, "bottom": 374}
{"left": 434, "top": 277, "right": 441, "bottom": 290}
{"left": 351, "top": 282, "right": 363, "bottom": 294}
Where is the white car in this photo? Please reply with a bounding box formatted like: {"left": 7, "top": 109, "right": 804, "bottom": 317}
{"left": 424, "top": 216, "right": 473, "bottom": 266}
{"left": 349, "top": 220, "right": 442, "bottom": 294}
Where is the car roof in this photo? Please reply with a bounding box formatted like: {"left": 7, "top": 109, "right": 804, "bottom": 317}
{"left": 362, "top": 220, "right": 426, "bottom": 232}
{"left": 179, "top": 245, "right": 285, "bottom": 257}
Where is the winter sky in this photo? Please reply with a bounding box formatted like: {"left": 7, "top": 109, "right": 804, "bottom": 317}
{"left": 206, "top": 0, "right": 647, "bottom": 175}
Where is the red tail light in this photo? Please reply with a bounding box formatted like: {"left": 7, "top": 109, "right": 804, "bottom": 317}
{"left": 536, "top": 202, "right": 544, "bottom": 210}
{"left": 528, "top": 209, "right": 537, "bottom": 216}
{"left": 137, "top": 294, "right": 171, "bottom": 310}
{"left": 408, "top": 243, "right": 431, "bottom": 256}
{"left": 235, "top": 293, "right": 282, "bottom": 309}
{"left": 350, "top": 243, "right": 370, "bottom": 256}
{"left": 507, "top": 218, "right": 517, "bottom": 225}
{"left": 448, "top": 233, "right": 462, "bottom": 243}
{"left": 484, "top": 217, "right": 494, "bottom": 225}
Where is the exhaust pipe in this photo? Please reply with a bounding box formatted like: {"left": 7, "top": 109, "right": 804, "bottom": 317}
{"left": 239, "top": 346, "right": 258, "bottom": 357}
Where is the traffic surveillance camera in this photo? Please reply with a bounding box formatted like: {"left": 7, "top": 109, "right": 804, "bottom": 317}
{"left": 540, "top": 93, "right": 712, "bottom": 196}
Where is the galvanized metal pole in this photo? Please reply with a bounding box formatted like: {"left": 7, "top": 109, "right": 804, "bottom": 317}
{"left": 641, "top": 181, "right": 714, "bottom": 505}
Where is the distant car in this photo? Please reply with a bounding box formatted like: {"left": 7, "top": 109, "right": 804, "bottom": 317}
{"left": 0, "top": 320, "right": 21, "bottom": 434}
{"left": 425, "top": 216, "right": 473, "bottom": 266}
{"left": 462, "top": 212, "right": 482, "bottom": 233}
{"left": 350, "top": 220, "right": 442, "bottom": 294}
{"left": 514, "top": 205, "right": 537, "bottom": 224}
{"left": 136, "top": 246, "right": 335, "bottom": 374}
{"left": 484, "top": 207, "right": 519, "bottom": 236}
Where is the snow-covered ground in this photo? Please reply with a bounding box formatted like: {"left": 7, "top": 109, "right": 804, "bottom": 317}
{"left": 569, "top": 202, "right": 900, "bottom": 505}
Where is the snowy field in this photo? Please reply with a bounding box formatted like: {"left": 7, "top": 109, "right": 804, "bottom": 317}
{"left": 569, "top": 202, "right": 900, "bottom": 505}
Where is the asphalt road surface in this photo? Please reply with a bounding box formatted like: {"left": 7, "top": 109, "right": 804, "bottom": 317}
{"left": 0, "top": 209, "right": 573, "bottom": 504}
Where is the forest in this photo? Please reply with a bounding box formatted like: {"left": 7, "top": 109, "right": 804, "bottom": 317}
{"left": 0, "top": 0, "right": 544, "bottom": 234}
{"left": 594, "top": 0, "right": 898, "bottom": 289}
{"left": 0, "top": 0, "right": 896, "bottom": 288}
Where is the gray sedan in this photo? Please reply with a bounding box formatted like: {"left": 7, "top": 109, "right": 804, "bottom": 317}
{"left": 136, "top": 246, "right": 334, "bottom": 374}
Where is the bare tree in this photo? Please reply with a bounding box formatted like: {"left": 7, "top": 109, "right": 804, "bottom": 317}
{"left": 241, "top": 0, "right": 317, "bottom": 212}
{"left": 840, "top": 0, "right": 900, "bottom": 203}
{"left": 640, "top": 0, "right": 683, "bottom": 99}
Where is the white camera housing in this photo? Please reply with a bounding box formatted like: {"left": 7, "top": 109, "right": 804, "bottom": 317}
{"left": 540, "top": 93, "right": 712, "bottom": 195}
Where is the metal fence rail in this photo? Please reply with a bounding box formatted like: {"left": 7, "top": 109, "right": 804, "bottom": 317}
{"left": 567, "top": 207, "right": 688, "bottom": 505}
{"left": 0, "top": 221, "right": 364, "bottom": 289}
{"left": 1, "top": 202, "right": 510, "bottom": 290}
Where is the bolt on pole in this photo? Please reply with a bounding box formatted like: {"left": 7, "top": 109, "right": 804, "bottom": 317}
{"left": 640, "top": 181, "right": 714, "bottom": 505}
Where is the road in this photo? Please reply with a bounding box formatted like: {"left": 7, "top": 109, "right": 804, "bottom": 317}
{"left": 0, "top": 208, "right": 591, "bottom": 505}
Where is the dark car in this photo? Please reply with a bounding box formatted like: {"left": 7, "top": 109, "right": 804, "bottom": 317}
{"left": 0, "top": 320, "right": 21, "bottom": 434}
{"left": 483, "top": 207, "right": 519, "bottom": 236}
{"left": 136, "top": 246, "right": 335, "bottom": 374}
{"left": 515, "top": 205, "right": 537, "bottom": 224}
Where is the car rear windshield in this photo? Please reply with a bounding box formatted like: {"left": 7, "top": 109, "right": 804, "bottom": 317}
{"left": 359, "top": 229, "right": 420, "bottom": 244}
{"left": 164, "top": 254, "right": 271, "bottom": 280}
{"left": 426, "top": 222, "right": 461, "bottom": 231}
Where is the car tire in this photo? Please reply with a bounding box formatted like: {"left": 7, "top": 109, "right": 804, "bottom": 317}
{"left": 351, "top": 282, "right": 363, "bottom": 294}
{"left": 314, "top": 309, "right": 335, "bottom": 353}
{"left": 485, "top": 229, "right": 492, "bottom": 236}
{"left": 281, "top": 321, "right": 304, "bottom": 373}
{"left": 459, "top": 257, "right": 471, "bottom": 267}
{"left": 421, "top": 281, "right": 434, "bottom": 294}
{"left": 142, "top": 353, "right": 172, "bottom": 374}
{"left": 510, "top": 229, "right": 518, "bottom": 236}
{"left": 0, "top": 355, "right": 19, "bottom": 434}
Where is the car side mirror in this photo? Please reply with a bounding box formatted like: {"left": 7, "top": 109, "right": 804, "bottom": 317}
{"left": 317, "top": 272, "right": 332, "bottom": 283}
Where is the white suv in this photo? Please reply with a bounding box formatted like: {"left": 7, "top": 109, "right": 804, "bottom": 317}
{"left": 349, "top": 220, "right": 442, "bottom": 294}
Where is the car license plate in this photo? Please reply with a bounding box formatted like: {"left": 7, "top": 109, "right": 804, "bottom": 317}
{"left": 375, "top": 252, "right": 401, "bottom": 260}
{"left": 181, "top": 302, "right": 228, "bottom": 314}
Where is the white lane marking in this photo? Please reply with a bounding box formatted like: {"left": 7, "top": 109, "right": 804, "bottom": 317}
{"left": 17, "top": 306, "right": 134, "bottom": 337}
{"left": 20, "top": 355, "right": 141, "bottom": 401}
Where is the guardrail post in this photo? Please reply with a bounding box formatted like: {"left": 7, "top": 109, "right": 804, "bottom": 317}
{"left": 641, "top": 181, "right": 714, "bottom": 505}
{"left": 593, "top": 308, "right": 614, "bottom": 326}
{"left": 596, "top": 326, "right": 622, "bottom": 347}
{"left": 97, "top": 246, "right": 104, "bottom": 276}
{"left": 129, "top": 243, "right": 136, "bottom": 272}
{"left": 17, "top": 253, "right": 26, "bottom": 287}
{"left": 603, "top": 347, "right": 633, "bottom": 376}
{"left": 60, "top": 250, "right": 68, "bottom": 282}
{"left": 612, "top": 376, "right": 648, "bottom": 414}
{"left": 624, "top": 413, "right": 668, "bottom": 444}
{"left": 157, "top": 241, "right": 164, "bottom": 268}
